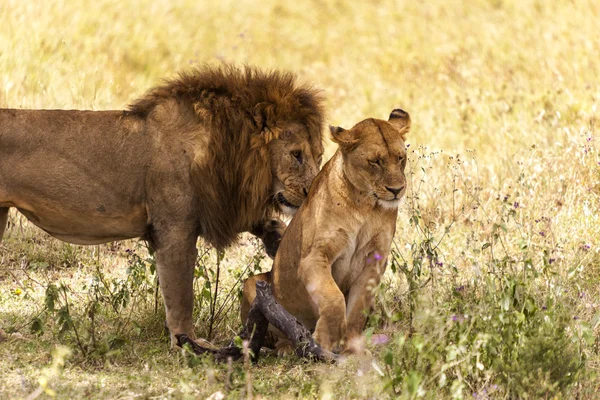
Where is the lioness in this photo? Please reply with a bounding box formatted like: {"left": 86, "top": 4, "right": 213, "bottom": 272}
{"left": 0, "top": 65, "right": 324, "bottom": 345}
{"left": 242, "top": 109, "right": 410, "bottom": 354}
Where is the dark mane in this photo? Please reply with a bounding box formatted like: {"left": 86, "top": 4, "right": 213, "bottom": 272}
{"left": 129, "top": 64, "right": 324, "bottom": 249}
{"left": 129, "top": 64, "right": 322, "bottom": 124}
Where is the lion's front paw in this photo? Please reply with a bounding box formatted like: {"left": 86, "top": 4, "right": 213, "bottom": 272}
{"left": 275, "top": 338, "right": 295, "bottom": 357}
{"left": 341, "top": 335, "right": 369, "bottom": 356}
{"left": 313, "top": 328, "right": 338, "bottom": 353}
{"left": 194, "top": 337, "right": 219, "bottom": 350}
{"left": 313, "top": 316, "right": 346, "bottom": 352}
{"left": 261, "top": 218, "right": 286, "bottom": 259}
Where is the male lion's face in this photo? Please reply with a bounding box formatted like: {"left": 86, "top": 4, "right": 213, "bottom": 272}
{"left": 331, "top": 109, "right": 411, "bottom": 210}
{"left": 268, "top": 122, "right": 323, "bottom": 215}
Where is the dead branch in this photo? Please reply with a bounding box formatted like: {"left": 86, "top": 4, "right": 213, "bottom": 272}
{"left": 177, "top": 280, "right": 338, "bottom": 362}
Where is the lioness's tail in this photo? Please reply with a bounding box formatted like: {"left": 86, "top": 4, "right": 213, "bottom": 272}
{"left": 0, "top": 208, "right": 8, "bottom": 244}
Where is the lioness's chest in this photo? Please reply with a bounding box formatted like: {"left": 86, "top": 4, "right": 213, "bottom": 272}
{"left": 331, "top": 214, "right": 394, "bottom": 293}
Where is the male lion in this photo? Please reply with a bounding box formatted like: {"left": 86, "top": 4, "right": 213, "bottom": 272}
{"left": 0, "top": 65, "right": 324, "bottom": 345}
{"left": 242, "top": 109, "right": 410, "bottom": 354}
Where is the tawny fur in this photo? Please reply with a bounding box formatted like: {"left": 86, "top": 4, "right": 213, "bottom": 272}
{"left": 0, "top": 64, "right": 324, "bottom": 344}
{"left": 242, "top": 109, "right": 410, "bottom": 355}
{"left": 0, "top": 208, "right": 8, "bottom": 245}
{"left": 129, "top": 65, "right": 325, "bottom": 248}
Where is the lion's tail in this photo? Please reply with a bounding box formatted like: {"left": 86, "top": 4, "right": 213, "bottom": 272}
{"left": 0, "top": 208, "right": 8, "bottom": 244}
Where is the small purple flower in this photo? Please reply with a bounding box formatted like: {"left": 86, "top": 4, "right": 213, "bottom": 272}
{"left": 371, "top": 334, "right": 389, "bottom": 345}
{"left": 455, "top": 285, "right": 465, "bottom": 292}
{"left": 542, "top": 305, "right": 547, "bottom": 310}
{"left": 549, "top": 258, "right": 555, "bottom": 264}
{"left": 539, "top": 231, "right": 545, "bottom": 237}
{"left": 579, "top": 292, "right": 586, "bottom": 298}
{"left": 374, "top": 252, "right": 383, "bottom": 261}
{"left": 574, "top": 316, "right": 580, "bottom": 320}
{"left": 513, "top": 202, "right": 519, "bottom": 209}
{"left": 406, "top": 144, "right": 411, "bottom": 148}
{"left": 581, "top": 244, "right": 591, "bottom": 251}
{"left": 451, "top": 315, "right": 459, "bottom": 322}
{"left": 587, "top": 137, "right": 592, "bottom": 142}
{"left": 436, "top": 261, "right": 444, "bottom": 268}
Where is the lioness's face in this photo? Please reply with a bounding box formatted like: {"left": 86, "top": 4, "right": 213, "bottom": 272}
{"left": 332, "top": 109, "right": 410, "bottom": 210}
{"left": 269, "top": 122, "right": 323, "bottom": 215}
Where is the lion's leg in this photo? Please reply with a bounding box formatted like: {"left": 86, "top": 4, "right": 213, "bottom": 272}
{"left": 0, "top": 207, "right": 8, "bottom": 244}
{"left": 240, "top": 272, "right": 277, "bottom": 348}
{"left": 310, "top": 280, "right": 346, "bottom": 352}
{"left": 242, "top": 272, "right": 293, "bottom": 354}
{"left": 300, "top": 262, "right": 347, "bottom": 352}
{"left": 241, "top": 272, "right": 272, "bottom": 323}
{"left": 343, "top": 261, "right": 385, "bottom": 354}
{"left": 152, "top": 227, "right": 198, "bottom": 347}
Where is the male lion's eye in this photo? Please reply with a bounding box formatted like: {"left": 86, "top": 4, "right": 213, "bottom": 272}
{"left": 291, "top": 150, "right": 302, "bottom": 163}
{"left": 369, "top": 159, "right": 381, "bottom": 167}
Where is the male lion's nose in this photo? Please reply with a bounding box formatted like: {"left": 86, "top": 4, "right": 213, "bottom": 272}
{"left": 386, "top": 186, "right": 403, "bottom": 197}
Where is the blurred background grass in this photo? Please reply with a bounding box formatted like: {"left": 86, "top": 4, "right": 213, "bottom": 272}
{"left": 2, "top": 0, "right": 597, "bottom": 156}
{"left": 1, "top": 0, "right": 600, "bottom": 398}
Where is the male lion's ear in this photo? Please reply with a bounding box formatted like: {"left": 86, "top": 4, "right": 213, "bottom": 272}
{"left": 253, "top": 102, "right": 277, "bottom": 130}
{"left": 330, "top": 125, "right": 358, "bottom": 149}
{"left": 388, "top": 108, "right": 411, "bottom": 140}
{"left": 253, "top": 102, "right": 279, "bottom": 145}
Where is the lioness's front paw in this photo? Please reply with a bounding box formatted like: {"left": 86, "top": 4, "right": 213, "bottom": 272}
{"left": 341, "top": 335, "right": 369, "bottom": 356}
{"left": 313, "top": 317, "right": 346, "bottom": 352}
{"left": 313, "top": 329, "right": 335, "bottom": 352}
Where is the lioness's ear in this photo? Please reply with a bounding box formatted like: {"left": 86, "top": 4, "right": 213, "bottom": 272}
{"left": 388, "top": 108, "right": 411, "bottom": 140}
{"left": 330, "top": 125, "right": 358, "bottom": 149}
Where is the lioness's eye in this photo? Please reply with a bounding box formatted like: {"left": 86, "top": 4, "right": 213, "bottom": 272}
{"left": 369, "top": 159, "right": 381, "bottom": 167}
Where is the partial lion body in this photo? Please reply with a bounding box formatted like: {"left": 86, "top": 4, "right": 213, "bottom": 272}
{"left": 0, "top": 207, "right": 7, "bottom": 243}
{"left": 0, "top": 65, "right": 324, "bottom": 346}
{"left": 242, "top": 110, "right": 410, "bottom": 354}
{"left": 0, "top": 109, "right": 156, "bottom": 244}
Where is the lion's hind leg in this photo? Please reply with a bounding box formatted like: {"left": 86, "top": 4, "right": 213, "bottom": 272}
{"left": 241, "top": 272, "right": 272, "bottom": 324}
{"left": 241, "top": 272, "right": 288, "bottom": 350}
{"left": 0, "top": 207, "right": 8, "bottom": 244}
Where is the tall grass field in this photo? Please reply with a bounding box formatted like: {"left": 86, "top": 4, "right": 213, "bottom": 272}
{"left": 1, "top": 0, "right": 599, "bottom": 398}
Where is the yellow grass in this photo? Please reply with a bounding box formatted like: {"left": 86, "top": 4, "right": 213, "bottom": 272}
{"left": 1, "top": 0, "right": 599, "bottom": 398}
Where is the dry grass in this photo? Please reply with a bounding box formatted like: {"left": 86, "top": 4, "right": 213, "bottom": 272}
{"left": 1, "top": 0, "right": 600, "bottom": 398}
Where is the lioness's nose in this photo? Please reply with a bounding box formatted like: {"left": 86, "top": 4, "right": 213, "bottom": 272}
{"left": 386, "top": 186, "right": 403, "bottom": 196}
